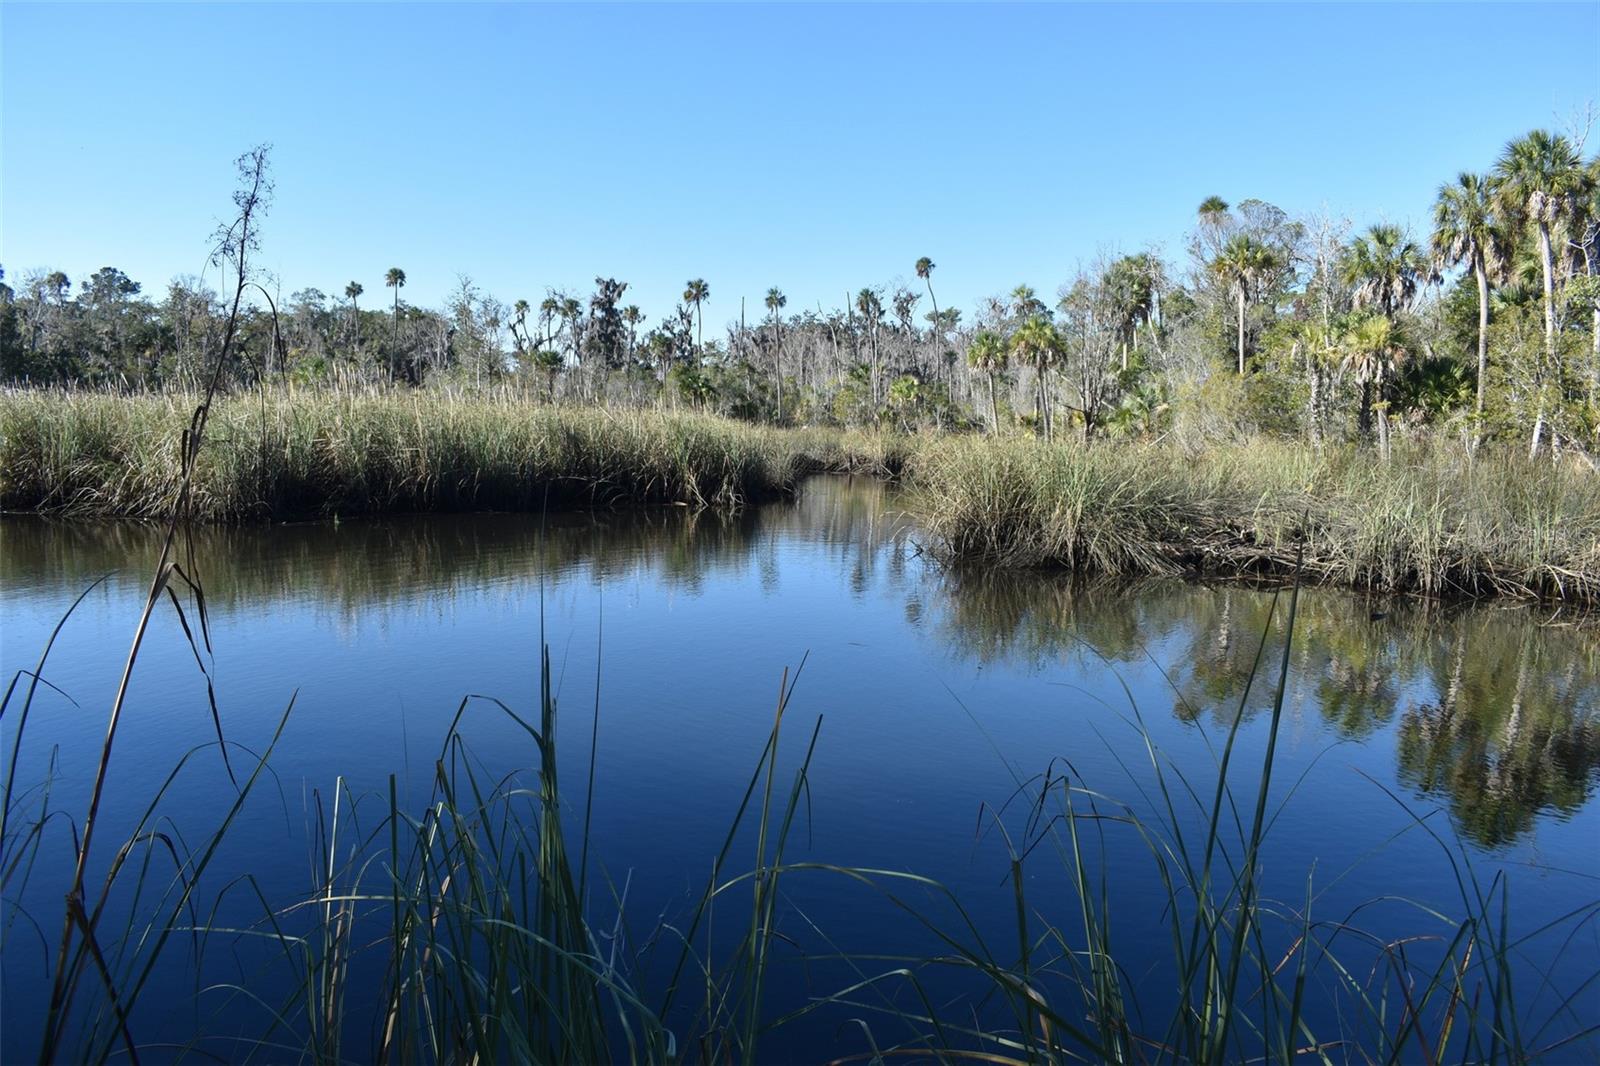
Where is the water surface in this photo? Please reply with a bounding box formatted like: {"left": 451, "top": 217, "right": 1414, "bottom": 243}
{"left": 3, "top": 478, "right": 1597, "bottom": 1060}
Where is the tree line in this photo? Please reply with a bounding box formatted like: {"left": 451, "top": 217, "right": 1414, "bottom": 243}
{"left": 3, "top": 127, "right": 1598, "bottom": 457}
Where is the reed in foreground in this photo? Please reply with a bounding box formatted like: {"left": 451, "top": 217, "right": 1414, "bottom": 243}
{"left": 5, "top": 580, "right": 1597, "bottom": 1062}
{"left": 910, "top": 435, "right": 1600, "bottom": 603}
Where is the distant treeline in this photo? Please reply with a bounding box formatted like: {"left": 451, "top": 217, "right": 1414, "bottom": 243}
{"left": 3, "top": 128, "right": 1598, "bottom": 459}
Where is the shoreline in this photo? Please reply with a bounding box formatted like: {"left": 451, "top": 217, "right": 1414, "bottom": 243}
{"left": 4, "top": 390, "right": 1596, "bottom": 604}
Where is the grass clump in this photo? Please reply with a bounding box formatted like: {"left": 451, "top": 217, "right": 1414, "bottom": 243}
{"left": 910, "top": 436, "right": 1600, "bottom": 602}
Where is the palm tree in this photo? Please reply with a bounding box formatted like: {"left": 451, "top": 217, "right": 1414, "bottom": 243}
{"left": 765, "top": 287, "right": 787, "bottom": 421}
{"left": 622, "top": 305, "right": 643, "bottom": 362}
{"left": 1343, "top": 224, "right": 1432, "bottom": 319}
{"left": 343, "top": 281, "right": 363, "bottom": 351}
{"left": 683, "top": 279, "right": 709, "bottom": 352}
{"left": 1493, "top": 130, "right": 1588, "bottom": 453}
{"left": 1196, "top": 197, "right": 1233, "bottom": 259}
{"left": 1210, "top": 235, "right": 1280, "bottom": 374}
{"left": 538, "top": 296, "right": 561, "bottom": 349}
{"left": 383, "top": 268, "right": 406, "bottom": 379}
{"left": 510, "top": 298, "right": 531, "bottom": 353}
{"left": 1104, "top": 255, "right": 1158, "bottom": 369}
{"left": 1010, "top": 316, "right": 1065, "bottom": 440}
{"left": 1494, "top": 131, "right": 1587, "bottom": 364}
{"left": 1432, "top": 172, "right": 1510, "bottom": 420}
{"left": 1010, "top": 285, "right": 1046, "bottom": 321}
{"left": 1338, "top": 311, "right": 1409, "bottom": 454}
{"left": 1198, "top": 195, "right": 1231, "bottom": 225}
{"left": 531, "top": 349, "right": 563, "bottom": 401}
{"left": 915, "top": 256, "right": 940, "bottom": 344}
{"left": 966, "top": 329, "right": 1008, "bottom": 432}
{"left": 558, "top": 296, "right": 582, "bottom": 361}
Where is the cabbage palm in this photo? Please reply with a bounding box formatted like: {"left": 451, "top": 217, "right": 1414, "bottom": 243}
{"left": 1493, "top": 130, "right": 1589, "bottom": 454}
{"left": 1432, "top": 172, "right": 1510, "bottom": 417}
{"left": 384, "top": 267, "right": 406, "bottom": 378}
{"left": 343, "top": 281, "right": 363, "bottom": 350}
{"left": 1493, "top": 130, "right": 1587, "bottom": 367}
{"left": 915, "top": 256, "right": 940, "bottom": 343}
{"left": 683, "top": 279, "right": 709, "bottom": 352}
{"left": 622, "top": 305, "right": 643, "bottom": 362}
{"left": 1104, "top": 254, "right": 1159, "bottom": 369}
{"left": 1010, "top": 315, "right": 1065, "bottom": 440}
{"left": 558, "top": 296, "right": 582, "bottom": 360}
{"left": 1338, "top": 311, "right": 1410, "bottom": 452}
{"left": 765, "top": 287, "right": 787, "bottom": 420}
{"left": 538, "top": 296, "right": 561, "bottom": 348}
{"left": 966, "top": 329, "right": 1008, "bottom": 432}
{"left": 1342, "top": 224, "right": 1432, "bottom": 319}
{"left": 531, "top": 348, "right": 563, "bottom": 401}
{"left": 1010, "top": 284, "right": 1047, "bottom": 321}
{"left": 1210, "top": 235, "right": 1280, "bottom": 374}
{"left": 510, "top": 298, "right": 531, "bottom": 352}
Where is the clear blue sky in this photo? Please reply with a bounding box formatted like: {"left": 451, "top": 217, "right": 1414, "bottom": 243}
{"left": 3, "top": 2, "right": 1597, "bottom": 329}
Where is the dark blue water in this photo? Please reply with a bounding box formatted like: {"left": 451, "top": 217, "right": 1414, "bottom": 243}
{"left": 3, "top": 477, "right": 1597, "bottom": 1062}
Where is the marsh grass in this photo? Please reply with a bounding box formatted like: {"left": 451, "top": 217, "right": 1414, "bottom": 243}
{"left": 911, "top": 435, "right": 1600, "bottom": 602}
{"left": 7, "top": 389, "right": 1596, "bottom": 603}
{"left": 0, "top": 390, "right": 907, "bottom": 520}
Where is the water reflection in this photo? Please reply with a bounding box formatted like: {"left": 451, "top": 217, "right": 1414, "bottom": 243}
{"left": 930, "top": 566, "right": 1600, "bottom": 845}
{"left": 3, "top": 477, "right": 1596, "bottom": 848}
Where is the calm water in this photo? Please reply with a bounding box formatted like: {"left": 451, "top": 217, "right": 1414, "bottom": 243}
{"left": 3, "top": 477, "right": 1598, "bottom": 1061}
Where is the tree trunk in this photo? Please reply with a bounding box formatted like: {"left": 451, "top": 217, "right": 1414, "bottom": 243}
{"left": 1473, "top": 259, "right": 1490, "bottom": 418}
{"left": 1236, "top": 286, "right": 1247, "bottom": 375}
{"left": 1586, "top": 246, "right": 1600, "bottom": 410}
{"left": 1377, "top": 395, "right": 1391, "bottom": 461}
{"left": 1307, "top": 357, "right": 1323, "bottom": 448}
{"left": 870, "top": 328, "right": 879, "bottom": 409}
{"left": 1529, "top": 224, "right": 1556, "bottom": 457}
{"left": 988, "top": 372, "right": 999, "bottom": 434}
{"left": 1538, "top": 222, "right": 1556, "bottom": 362}
{"left": 1592, "top": 304, "right": 1599, "bottom": 409}
{"left": 1039, "top": 366, "right": 1053, "bottom": 441}
{"left": 1359, "top": 379, "right": 1373, "bottom": 438}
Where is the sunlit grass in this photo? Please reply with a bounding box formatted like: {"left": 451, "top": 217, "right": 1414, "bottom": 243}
{"left": 5, "top": 387, "right": 1598, "bottom": 601}
{"left": 0, "top": 390, "right": 906, "bottom": 520}
{"left": 910, "top": 435, "right": 1600, "bottom": 602}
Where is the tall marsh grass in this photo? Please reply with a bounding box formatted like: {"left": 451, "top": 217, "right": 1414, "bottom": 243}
{"left": 0, "top": 390, "right": 876, "bottom": 520}
{"left": 911, "top": 436, "right": 1600, "bottom": 602}
{"left": 4, "top": 388, "right": 1598, "bottom": 602}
